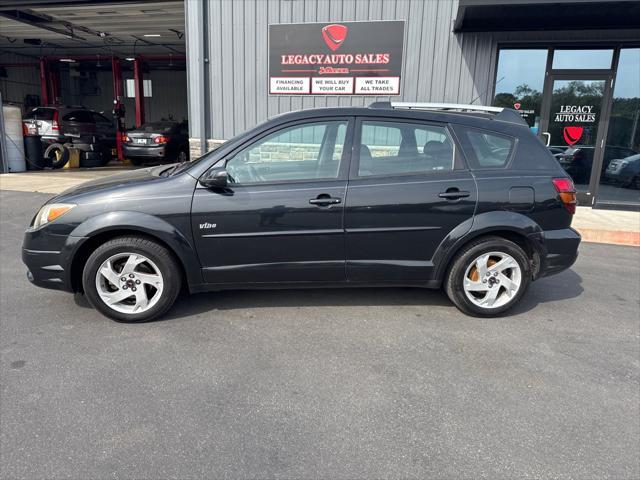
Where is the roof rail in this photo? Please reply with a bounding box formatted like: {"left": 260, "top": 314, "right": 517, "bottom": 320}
{"left": 391, "top": 102, "right": 504, "bottom": 113}
{"left": 368, "top": 101, "right": 527, "bottom": 126}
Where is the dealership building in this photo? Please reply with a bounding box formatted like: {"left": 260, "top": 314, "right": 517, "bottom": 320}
{"left": 1, "top": 0, "right": 639, "bottom": 209}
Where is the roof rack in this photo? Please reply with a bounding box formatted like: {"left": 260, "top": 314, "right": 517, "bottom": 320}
{"left": 368, "top": 101, "right": 527, "bottom": 126}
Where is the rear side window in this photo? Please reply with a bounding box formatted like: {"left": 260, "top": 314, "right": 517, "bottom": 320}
{"left": 358, "top": 120, "right": 454, "bottom": 177}
{"left": 463, "top": 129, "right": 515, "bottom": 169}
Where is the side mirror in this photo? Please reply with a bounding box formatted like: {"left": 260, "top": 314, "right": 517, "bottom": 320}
{"left": 200, "top": 169, "right": 229, "bottom": 188}
{"left": 541, "top": 132, "right": 551, "bottom": 147}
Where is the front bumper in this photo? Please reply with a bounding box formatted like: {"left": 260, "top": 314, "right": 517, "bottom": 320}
{"left": 22, "top": 228, "right": 87, "bottom": 293}
{"left": 535, "top": 227, "right": 581, "bottom": 278}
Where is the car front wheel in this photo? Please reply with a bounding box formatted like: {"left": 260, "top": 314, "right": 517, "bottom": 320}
{"left": 82, "top": 236, "right": 182, "bottom": 322}
{"left": 445, "top": 236, "right": 531, "bottom": 317}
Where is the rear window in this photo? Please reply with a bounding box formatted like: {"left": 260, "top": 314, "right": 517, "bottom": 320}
{"left": 135, "top": 122, "right": 177, "bottom": 133}
{"left": 464, "top": 129, "right": 515, "bottom": 169}
{"left": 62, "top": 110, "right": 94, "bottom": 123}
{"left": 23, "top": 108, "right": 55, "bottom": 120}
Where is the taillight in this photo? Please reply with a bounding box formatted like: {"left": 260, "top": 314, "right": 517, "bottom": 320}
{"left": 153, "top": 135, "right": 169, "bottom": 144}
{"left": 22, "top": 123, "right": 28, "bottom": 136}
{"left": 122, "top": 135, "right": 131, "bottom": 143}
{"left": 552, "top": 177, "right": 577, "bottom": 214}
{"left": 52, "top": 110, "right": 59, "bottom": 132}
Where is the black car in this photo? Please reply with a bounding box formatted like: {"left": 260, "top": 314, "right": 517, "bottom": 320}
{"left": 22, "top": 102, "right": 580, "bottom": 322}
{"left": 122, "top": 121, "right": 189, "bottom": 165}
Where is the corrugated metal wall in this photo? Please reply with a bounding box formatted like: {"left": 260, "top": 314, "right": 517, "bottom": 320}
{"left": 185, "top": 0, "right": 640, "bottom": 142}
{"left": 0, "top": 53, "right": 40, "bottom": 111}
{"left": 186, "top": 0, "right": 497, "bottom": 141}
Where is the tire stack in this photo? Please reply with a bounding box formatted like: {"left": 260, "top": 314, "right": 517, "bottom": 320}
{"left": 71, "top": 136, "right": 112, "bottom": 168}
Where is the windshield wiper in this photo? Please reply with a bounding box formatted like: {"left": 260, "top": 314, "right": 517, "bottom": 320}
{"left": 160, "top": 164, "right": 179, "bottom": 177}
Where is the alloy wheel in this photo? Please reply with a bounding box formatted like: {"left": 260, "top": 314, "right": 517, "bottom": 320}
{"left": 462, "top": 251, "right": 522, "bottom": 309}
{"left": 94, "top": 252, "right": 164, "bottom": 314}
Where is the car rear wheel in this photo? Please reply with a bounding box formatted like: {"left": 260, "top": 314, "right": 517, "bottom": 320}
{"left": 82, "top": 236, "right": 182, "bottom": 322}
{"left": 176, "top": 150, "right": 188, "bottom": 163}
{"left": 445, "top": 236, "right": 531, "bottom": 317}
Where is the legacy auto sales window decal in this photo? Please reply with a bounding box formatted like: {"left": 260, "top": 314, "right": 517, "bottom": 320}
{"left": 269, "top": 21, "right": 405, "bottom": 95}
{"left": 554, "top": 105, "right": 597, "bottom": 123}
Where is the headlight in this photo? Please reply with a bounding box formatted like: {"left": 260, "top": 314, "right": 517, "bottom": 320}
{"left": 32, "top": 203, "right": 75, "bottom": 229}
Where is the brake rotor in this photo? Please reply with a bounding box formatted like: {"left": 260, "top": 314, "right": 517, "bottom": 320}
{"left": 468, "top": 257, "right": 498, "bottom": 281}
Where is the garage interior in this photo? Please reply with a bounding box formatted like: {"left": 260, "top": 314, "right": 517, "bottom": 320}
{"left": 0, "top": 0, "right": 187, "bottom": 162}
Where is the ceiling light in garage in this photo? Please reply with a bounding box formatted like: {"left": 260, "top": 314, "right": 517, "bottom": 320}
{"left": 143, "top": 34, "right": 161, "bottom": 37}
{"left": 59, "top": 58, "right": 76, "bottom": 63}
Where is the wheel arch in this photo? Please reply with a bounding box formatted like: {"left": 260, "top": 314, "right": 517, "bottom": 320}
{"left": 68, "top": 212, "right": 203, "bottom": 293}
{"left": 432, "top": 211, "right": 545, "bottom": 284}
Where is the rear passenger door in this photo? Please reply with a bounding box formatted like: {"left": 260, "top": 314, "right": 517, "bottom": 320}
{"left": 344, "top": 118, "right": 477, "bottom": 283}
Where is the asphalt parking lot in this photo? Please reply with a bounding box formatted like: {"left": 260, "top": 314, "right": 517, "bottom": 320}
{"left": 1, "top": 189, "right": 639, "bottom": 479}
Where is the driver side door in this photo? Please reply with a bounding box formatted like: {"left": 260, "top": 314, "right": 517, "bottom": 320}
{"left": 191, "top": 118, "right": 353, "bottom": 285}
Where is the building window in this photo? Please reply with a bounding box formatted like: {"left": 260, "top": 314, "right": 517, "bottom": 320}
{"left": 493, "top": 49, "right": 547, "bottom": 133}
{"left": 599, "top": 48, "right": 640, "bottom": 205}
{"left": 552, "top": 49, "right": 614, "bottom": 70}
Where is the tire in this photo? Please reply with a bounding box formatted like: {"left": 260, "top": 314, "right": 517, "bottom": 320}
{"left": 95, "top": 144, "right": 112, "bottom": 167}
{"left": 79, "top": 151, "right": 103, "bottom": 168}
{"left": 82, "top": 236, "right": 182, "bottom": 322}
{"left": 176, "top": 149, "right": 188, "bottom": 163}
{"left": 444, "top": 236, "right": 531, "bottom": 317}
{"left": 44, "top": 143, "right": 69, "bottom": 169}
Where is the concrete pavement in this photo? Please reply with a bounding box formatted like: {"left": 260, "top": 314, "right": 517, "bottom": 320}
{"left": 1, "top": 189, "right": 639, "bottom": 479}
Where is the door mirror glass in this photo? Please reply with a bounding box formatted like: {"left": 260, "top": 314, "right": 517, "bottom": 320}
{"left": 200, "top": 169, "right": 229, "bottom": 188}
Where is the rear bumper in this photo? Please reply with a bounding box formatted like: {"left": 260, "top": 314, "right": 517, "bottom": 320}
{"left": 123, "top": 144, "right": 167, "bottom": 158}
{"left": 534, "top": 227, "right": 581, "bottom": 278}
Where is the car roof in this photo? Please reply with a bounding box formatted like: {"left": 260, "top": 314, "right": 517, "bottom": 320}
{"left": 267, "top": 105, "right": 529, "bottom": 133}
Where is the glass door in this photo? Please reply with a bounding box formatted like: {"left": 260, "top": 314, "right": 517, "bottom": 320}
{"left": 541, "top": 74, "right": 613, "bottom": 204}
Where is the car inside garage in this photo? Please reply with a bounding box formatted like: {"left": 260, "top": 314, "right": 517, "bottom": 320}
{"left": 0, "top": 0, "right": 187, "bottom": 169}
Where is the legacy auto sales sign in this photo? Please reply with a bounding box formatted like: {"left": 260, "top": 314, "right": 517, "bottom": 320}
{"left": 269, "top": 21, "right": 405, "bottom": 95}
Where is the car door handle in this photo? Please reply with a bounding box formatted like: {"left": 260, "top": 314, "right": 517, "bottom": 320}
{"left": 438, "top": 189, "right": 471, "bottom": 200}
{"left": 309, "top": 195, "right": 342, "bottom": 206}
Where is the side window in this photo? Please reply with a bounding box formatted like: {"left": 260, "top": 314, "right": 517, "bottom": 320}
{"left": 63, "top": 110, "right": 94, "bottom": 123}
{"left": 225, "top": 121, "right": 348, "bottom": 184}
{"left": 464, "top": 129, "right": 515, "bottom": 169}
{"left": 358, "top": 120, "right": 454, "bottom": 177}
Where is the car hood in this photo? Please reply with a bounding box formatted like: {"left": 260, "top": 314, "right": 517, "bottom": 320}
{"left": 50, "top": 165, "right": 176, "bottom": 203}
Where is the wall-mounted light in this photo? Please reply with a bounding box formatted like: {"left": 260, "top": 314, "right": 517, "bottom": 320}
{"left": 59, "top": 58, "right": 76, "bottom": 63}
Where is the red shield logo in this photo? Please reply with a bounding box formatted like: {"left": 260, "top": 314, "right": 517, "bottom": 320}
{"left": 513, "top": 102, "right": 521, "bottom": 110}
{"left": 563, "top": 126, "right": 584, "bottom": 146}
{"left": 322, "top": 24, "right": 348, "bottom": 51}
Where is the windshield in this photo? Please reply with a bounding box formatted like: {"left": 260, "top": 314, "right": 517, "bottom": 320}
{"left": 170, "top": 148, "right": 219, "bottom": 176}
